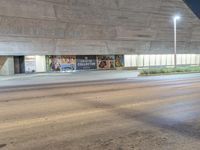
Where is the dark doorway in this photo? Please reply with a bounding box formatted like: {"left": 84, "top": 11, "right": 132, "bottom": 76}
{"left": 14, "top": 56, "right": 25, "bottom": 74}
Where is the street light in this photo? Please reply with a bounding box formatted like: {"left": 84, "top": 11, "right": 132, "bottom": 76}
{"left": 173, "top": 15, "right": 181, "bottom": 68}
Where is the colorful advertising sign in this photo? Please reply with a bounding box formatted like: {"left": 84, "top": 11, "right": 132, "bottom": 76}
{"left": 97, "top": 55, "right": 115, "bottom": 69}
{"left": 47, "top": 56, "right": 76, "bottom": 71}
{"left": 76, "top": 55, "right": 97, "bottom": 70}
{"left": 115, "top": 55, "right": 124, "bottom": 67}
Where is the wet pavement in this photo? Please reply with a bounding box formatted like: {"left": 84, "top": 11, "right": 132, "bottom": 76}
{"left": 0, "top": 73, "right": 200, "bottom": 149}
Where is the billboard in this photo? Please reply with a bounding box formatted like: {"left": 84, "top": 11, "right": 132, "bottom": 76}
{"left": 76, "top": 55, "right": 97, "bottom": 70}
{"left": 115, "top": 55, "right": 124, "bottom": 67}
{"left": 47, "top": 56, "right": 76, "bottom": 71}
{"left": 97, "top": 55, "right": 115, "bottom": 69}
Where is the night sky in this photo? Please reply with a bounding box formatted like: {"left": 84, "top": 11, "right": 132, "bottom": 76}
{"left": 184, "top": 0, "right": 200, "bottom": 18}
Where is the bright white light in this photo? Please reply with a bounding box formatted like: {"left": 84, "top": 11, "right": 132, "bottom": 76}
{"left": 173, "top": 15, "right": 181, "bottom": 21}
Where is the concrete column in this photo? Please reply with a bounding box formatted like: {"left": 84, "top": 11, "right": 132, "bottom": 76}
{"left": 0, "top": 56, "right": 14, "bottom": 75}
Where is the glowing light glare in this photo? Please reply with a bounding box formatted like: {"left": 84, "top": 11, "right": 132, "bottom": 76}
{"left": 173, "top": 15, "right": 181, "bottom": 21}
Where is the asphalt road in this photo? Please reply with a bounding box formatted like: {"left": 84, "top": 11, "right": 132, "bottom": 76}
{"left": 0, "top": 74, "right": 200, "bottom": 150}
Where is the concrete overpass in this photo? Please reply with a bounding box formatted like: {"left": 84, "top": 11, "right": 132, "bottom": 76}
{"left": 0, "top": 0, "right": 200, "bottom": 75}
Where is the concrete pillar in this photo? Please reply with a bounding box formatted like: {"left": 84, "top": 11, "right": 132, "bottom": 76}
{"left": 0, "top": 56, "right": 14, "bottom": 75}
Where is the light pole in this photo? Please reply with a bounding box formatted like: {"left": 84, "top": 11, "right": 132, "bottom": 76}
{"left": 173, "top": 15, "right": 180, "bottom": 68}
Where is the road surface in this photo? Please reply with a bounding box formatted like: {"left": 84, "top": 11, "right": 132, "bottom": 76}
{"left": 0, "top": 74, "right": 200, "bottom": 150}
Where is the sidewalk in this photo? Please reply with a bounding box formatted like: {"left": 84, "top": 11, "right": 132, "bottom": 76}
{"left": 0, "top": 70, "right": 139, "bottom": 87}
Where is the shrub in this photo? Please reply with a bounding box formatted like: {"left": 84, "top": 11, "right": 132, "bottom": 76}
{"left": 140, "top": 66, "right": 200, "bottom": 75}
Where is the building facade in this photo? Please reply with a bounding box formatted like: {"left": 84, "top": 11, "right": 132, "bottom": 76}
{"left": 0, "top": 0, "right": 200, "bottom": 75}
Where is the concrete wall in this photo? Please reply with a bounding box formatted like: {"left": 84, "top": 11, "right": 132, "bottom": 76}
{"left": 0, "top": 56, "right": 7, "bottom": 70}
{"left": 0, "top": 0, "right": 199, "bottom": 55}
{"left": 0, "top": 56, "right": 14, "bottom": 75}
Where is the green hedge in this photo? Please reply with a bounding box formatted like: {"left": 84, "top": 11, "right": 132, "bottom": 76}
{"left": 140, "top": 66, "right": 200, "bottom": 75}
